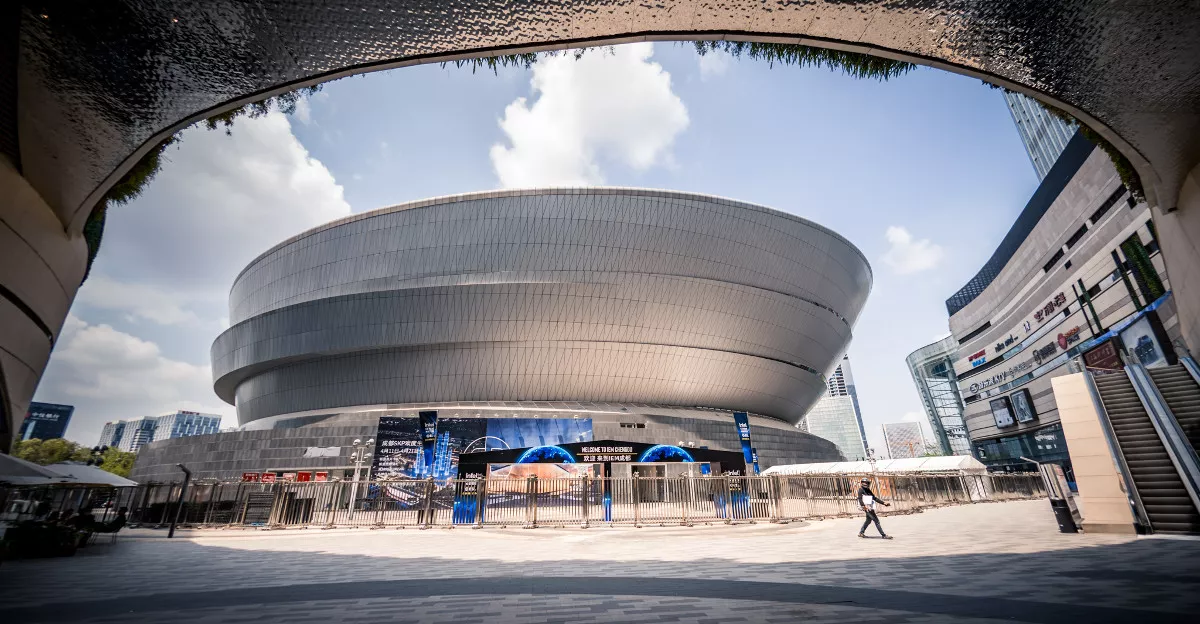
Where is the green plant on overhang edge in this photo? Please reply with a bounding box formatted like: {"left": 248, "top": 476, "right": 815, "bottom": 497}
{"left": 82, "top": 86, "right": 322, "bottom": 280}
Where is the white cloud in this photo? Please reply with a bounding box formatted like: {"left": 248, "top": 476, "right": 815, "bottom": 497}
{"left": 292, "top": 97, "right": 312, "bottom": 125}
{"left": 53, "top": 109, "right": 349, "bottom": 442}
{"left": 95, "top": 109, "right": 350, "bottom": 302}
{"left": 697, "top": 50, "right": 732, "bottom": 80}
{"left": 881, "top": 226, "right": 945, "bottom": 274}
{"left": 490, "top": 43, "right": 689, "bottom": 187}
{"left": 35, "top": 316, "right": 235, "bottom": 445}
{"left": 76, "top": 275, "right": 208, "bottom": 327}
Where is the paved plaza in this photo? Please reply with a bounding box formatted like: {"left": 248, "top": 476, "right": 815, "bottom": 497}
{"left": 2, "top": 500, "right": 1198, "bottom": 623}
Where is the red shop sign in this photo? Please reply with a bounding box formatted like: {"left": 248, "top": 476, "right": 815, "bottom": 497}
{"left": 241, "top": 472, "right": 260, "bottom": 482}
{"left": 296, "top": 472, "right": 312, "bottom": 482}
{"left": 314, "top": 472, "right": 329, "bottom": 482}
{"left": 260, "top": 473, "right": 277, "bottom": 484}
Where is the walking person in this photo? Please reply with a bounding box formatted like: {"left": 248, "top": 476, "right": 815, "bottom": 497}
{"left": 856, "top": 477, "right": 893, "bottom": 539}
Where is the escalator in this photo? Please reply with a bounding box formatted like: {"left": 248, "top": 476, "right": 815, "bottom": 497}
{"left": 1148, "top": 365, "right": 1200, "bottom": 452}
{"left": 1092, "top": 370, "right": 1200, "bottom": 534}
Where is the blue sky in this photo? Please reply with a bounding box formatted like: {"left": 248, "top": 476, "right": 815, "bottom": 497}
{"left": 37, "top": 42, "right": 1040, "bottom": 453}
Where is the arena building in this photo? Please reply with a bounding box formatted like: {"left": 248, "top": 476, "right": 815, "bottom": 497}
{"left": 131, "top": 188, "right": 870, "bottom": 482}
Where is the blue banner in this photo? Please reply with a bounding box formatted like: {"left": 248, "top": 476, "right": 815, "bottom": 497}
{"left": 733, "top": 412, "right": 756, "bottom": 474}
{"left": 418, "top": 410, "right": 438, "bottom": 476}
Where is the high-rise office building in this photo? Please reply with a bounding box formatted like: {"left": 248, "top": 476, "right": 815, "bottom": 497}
{"left": 1003, "top": 91, "right": 1078, "bottom": 181}
{"left": 99, "top": 411, "right": 222, "bottom": 452}
{"left": 19, "top": 402, "right": 74, "bottom": 441}
{"left": 905, "top": 337, "right": 972, "bottom": 456}
{"left": 151, "top": 411, "right": 221, "bottom": 442}
{"left": 883, "top": 422, "right": 927, "bottom": 459}
{"left": 828, "top": 356, "right": 870, "bottom": 455}
{"left": 97, "top": 421, "right": 126, "bottom": 448}
{"left": 800, "top": 357, "right": 869, "bottom": 461}
{"left": 118, "top": 418, "right": 160, "bottom": 452}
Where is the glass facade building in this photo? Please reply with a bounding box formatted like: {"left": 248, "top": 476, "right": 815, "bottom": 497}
{"left": 100, "top": 411, "right": 222, "bottom": 452}
{"left": 905, "top": 337, "right": 972, "bottom": 456}
{"left": 152, "top": 411, "right": 221, "bottom": 442}
{"left": 882, "top": 422, "right": 926, "bottom": 459}
{"left": 801, "top": 395, "right": 865, "bottom": 461}
{"left": 799, "top": 357, "right": 869, "bottom": 461}
{"left": 1003, "top": 91, "right": 1078, "bottom": 181}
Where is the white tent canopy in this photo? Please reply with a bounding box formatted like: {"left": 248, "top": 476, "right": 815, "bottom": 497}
{"left": 0, "top": 460, "right": 137, "bottom": 487}
{"left": 0, "top": 453, "right": 67, "bottom": 485}
{"left": 763, "top": 456, "right": 989, "bottom": 476}
{"left": 44, "top": 464, "right": 138, "bottom": 487}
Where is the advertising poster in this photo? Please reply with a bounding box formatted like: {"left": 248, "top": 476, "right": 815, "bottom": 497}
{"left": 1120, "top": 315, "right": 1167, "bottom": 368}
{"left": 372, "top": 416, "right": 423, "bottom": 479}
{"left": 433, "top": 418, "right": 488, "bottom": 480}
{"left": 989, "top": 396, "right": 1015, "bottom": 428}
{"left": 1010, "top": 389, "right": 1037, "bottom": 424}
{"left": 483, "top": 418, "right": 593, "bottom": 449}
{"left": 418, "top": 410, "right": 439, "bottom": 474}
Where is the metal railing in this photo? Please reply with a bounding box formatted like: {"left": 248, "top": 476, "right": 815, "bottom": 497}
{"left": 3, "top": 473, "right": 1044, "bottom": 530}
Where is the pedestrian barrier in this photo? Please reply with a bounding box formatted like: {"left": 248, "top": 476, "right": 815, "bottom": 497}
{"left": 1, "top": 473, "right": 1044, "bottom": 530}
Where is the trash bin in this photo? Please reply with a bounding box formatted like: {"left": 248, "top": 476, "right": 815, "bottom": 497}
{"left": 1049, "top": 499, "right": 1079, "bottom": 533}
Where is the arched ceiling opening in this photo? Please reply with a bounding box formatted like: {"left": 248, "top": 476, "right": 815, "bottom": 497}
{"left": 14, "top": 1, "right": 1200, "bottom": 234}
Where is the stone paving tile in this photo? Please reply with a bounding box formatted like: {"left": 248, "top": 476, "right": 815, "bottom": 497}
{"left": 1, "top": 501, "right": 1198, "bottom": 623}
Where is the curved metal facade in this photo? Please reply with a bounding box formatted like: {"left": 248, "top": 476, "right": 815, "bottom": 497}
{"left": 212, "top": 188, "right": 871, "bottom": 426}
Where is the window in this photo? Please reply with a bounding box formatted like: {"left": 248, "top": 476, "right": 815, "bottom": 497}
{"left": 1089, "top": 187, "right": 1125, "bottom": 224}
{"left": 1042, "top": 248, "right": 1065, "bottom": 273}
{"left": 1086, "top": 283, "right": 1102, "bottom": 299}
{"left": 958, "top": 322, "right": 992, "bottom": 345}
{"left": 1064, "top": 224, "right": 1088, "bottom": 249}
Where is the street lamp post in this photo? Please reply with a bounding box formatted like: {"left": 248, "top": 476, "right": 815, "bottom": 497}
{"left": 347, "top": 438, "right": 374, "bottom": 511}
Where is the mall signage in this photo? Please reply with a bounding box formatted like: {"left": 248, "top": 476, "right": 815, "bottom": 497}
{"left": 968, "top": 349, "right": 987, "bottom": 368}
{"left": 296, "top": 472, "right": 312, "bottom": 482}
{"left": 1033, "top": 293, "right": 1068, "bottom": 323}
{"left": 967, "top": 359, "right": 1034, "bottom": 394}
{"left": 1032, "top": 341, "right": 1059, "bottom": 365}
{"left": 1084, "top": 340, "right": 1122, "bottom": 370}
{"left": 578, "top": 445, "right": 635, "bottom": 462}
{"left": 1057, "top": 326, "right": 1082, "bottom": 350}
{"left": 994, "top": 334, "right": 1017, "bottom": 353}
{"left": 314, "top": 472, "right": 329, "bottom": 482}
{"left": 241, "top": 472, "right": 260, "bottom": 482}
{"left": 260, "top": 473, "right": 277, "bottom": 484}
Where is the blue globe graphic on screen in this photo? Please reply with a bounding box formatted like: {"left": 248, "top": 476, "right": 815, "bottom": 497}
{"left": 638, "top": 445, "right": 694, "bottom": 463}
{"left": 516, "top": 445, "right": 575, "bottom": 463}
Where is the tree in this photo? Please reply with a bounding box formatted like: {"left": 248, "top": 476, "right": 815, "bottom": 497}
{"left": 12, "top": 438, "right": 91, "bottom": 465}
{"left": 97, "top": 448, "right": 136, "bottom": 478}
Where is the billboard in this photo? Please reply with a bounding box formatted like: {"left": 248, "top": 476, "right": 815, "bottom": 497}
{"left": 989, "top": 396, "right": 1015, "bottom": 428}
{"left": 19, "top": 402, "right": 74, "bottom": 441}
{"left": 372, "top": 416, "right": 592, "bottom": 481}
{"left": 1010, "top": 389, "right": 1037, "bottom": 424}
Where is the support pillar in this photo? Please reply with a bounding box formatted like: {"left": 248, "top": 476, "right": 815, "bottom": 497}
{"left": 1155, "top": 160, "right": 1200, "bottom": 355}
{"left": 0, "top": 159, "right": 88, "bottom": 451}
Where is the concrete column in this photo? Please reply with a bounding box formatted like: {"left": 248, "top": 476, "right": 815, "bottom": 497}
{"left": 1051, "top": 373, "right": 1137, "bottom": 534}
{"left": 0, "top": 158, "right": 88, "bottom": 451}
{"left": 1156, "top": 159, "right": 1200, "bottom": 355}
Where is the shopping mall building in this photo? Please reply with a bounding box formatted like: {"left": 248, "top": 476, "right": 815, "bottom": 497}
{"left": 943, "top": 131, "right": 1181, "bottom": 482}
{"left": 131, "top": 189, "right": 868, "bottom": 482}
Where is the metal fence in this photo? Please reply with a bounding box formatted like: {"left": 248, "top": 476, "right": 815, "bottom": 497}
{"left": 2, "top": 473, "right": 1044, "bottom": 530}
